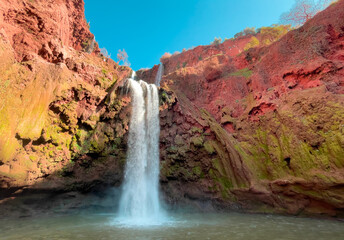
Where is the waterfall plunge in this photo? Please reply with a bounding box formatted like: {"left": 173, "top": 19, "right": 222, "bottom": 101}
{"left": 118, "top": 75, "right": 163, "bottom": 225}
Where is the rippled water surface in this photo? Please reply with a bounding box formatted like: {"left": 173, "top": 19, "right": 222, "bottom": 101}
{"left": 1, "top": 212, "right": 343, "bottom": 240}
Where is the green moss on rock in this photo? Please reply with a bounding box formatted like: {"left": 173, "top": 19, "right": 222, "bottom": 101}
{"left": 204, "top": 141, "right": 216, "bottom": 155}
{"left": 192, "top": 165, "right": 204, "bottom": 178}
{"left": 191, "top": 136, "right": 204, "bottom": 147}
{"left": 174, "top": 135, "right": 185, "bottom": 146}
{"left": 229, "top": 68, "right": 252, "bottom": 79}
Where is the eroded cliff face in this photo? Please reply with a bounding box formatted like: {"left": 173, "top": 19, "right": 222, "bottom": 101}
{"left": 0, "top": 0, "right": 133, "bottom": 217}
{"left": 140, "top": 1, "right": 344, "bottom": 216}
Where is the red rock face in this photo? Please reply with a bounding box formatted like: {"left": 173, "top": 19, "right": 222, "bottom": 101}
{"left": 140, "top": 1, "right": 344, "bottom": 122}
{"left": 140, "top": 1, "right": 344, "bottom": 217}
{"left": 0, "top": 0, "right": 131, "bottom": 217}
{"left": 0, "top": 0, "right": 98, "bottom": 63}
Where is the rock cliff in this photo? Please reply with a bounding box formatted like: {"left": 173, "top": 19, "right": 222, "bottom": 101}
{"left": 140, "top": 0, "right": 344, "bottom": 217}
{"left": 0, "top": 0, "right": 132, "bottom": 217}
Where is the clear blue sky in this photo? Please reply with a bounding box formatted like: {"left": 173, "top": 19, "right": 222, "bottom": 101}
{"left": 84, "top": 0, "right": 294, "bottom": 70}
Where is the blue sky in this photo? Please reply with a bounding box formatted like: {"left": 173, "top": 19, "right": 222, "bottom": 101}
{"left": 84, "top": 0, "right": 294, "bottom": 70}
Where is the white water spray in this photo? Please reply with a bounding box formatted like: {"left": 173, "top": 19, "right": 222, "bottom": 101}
{"left": 118, "top": 73, "right": 163, "bottom": 225}
{"left": 155, "top": 63, "right": 164, "bottom": 87}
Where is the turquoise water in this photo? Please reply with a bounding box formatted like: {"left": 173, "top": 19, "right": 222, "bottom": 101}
{"left": 1, "top": 212, "right": 343, "bottom": 240}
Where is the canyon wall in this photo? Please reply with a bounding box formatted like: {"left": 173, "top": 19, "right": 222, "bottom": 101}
{"left": 0, "top": 0, "right": 343, "bottom": 218}
{"left": 140, "top": 0, "right": 344, "bottom": 216}
{"left": 0, "top": 0, "right": 132, "bottom": 217}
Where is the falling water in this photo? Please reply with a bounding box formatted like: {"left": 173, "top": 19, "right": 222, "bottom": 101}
{"left": 131, "top": 70, "right": 137, "bottom": 80}
{"left": 118, "top": 73, "right": 163, "bottom": 225}
{"left": 155, "top": 63, "right": 164, "bottom": 87}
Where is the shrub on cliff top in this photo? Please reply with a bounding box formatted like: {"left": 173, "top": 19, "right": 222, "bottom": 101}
{"left": 234, "top": 27, "right": 257, "bottom": 38}
{"left": 212, "top": 37, "right": 222, "bottom": 46}
{"left": 161, "top": 52, "right": 172, "bottom": 60}
{"left": 244, "top": 36, "right": 260, "bottom": 51}
{"left": 172, "top": 51, "right": 180, "bottom": 56}
{"left": 242, "top": 24, "right": 291, "bottom": 50}
{"left": 82, "top": 37, "right": 95, "bottom": 53}
{"left": 260, "top": 24, "right": 292, "bottom": 46}
{"left": 100, "top": 48, "right": 111, "bottom": 58}
{"left": 243, "top": 27, "right": 256, "bottom": 36}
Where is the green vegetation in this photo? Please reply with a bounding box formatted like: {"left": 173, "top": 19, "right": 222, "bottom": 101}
{"left": 260, "top": 25, "right": 291, "bottom": 46}
{"left": 209, "top": 158, "right": 234, "bottom": 198}
{"left": 244, "top": 36, "right": 260, "bottom": 51}
{"left": 191, "top": 136, "right": 204, "bottom": 147}
{"left": 238, "top": 100, "right": 344, "bottom": 180}
{"left": 204, "top": 141, "right": 216, "bottom": 155}
{"left": 229, "top": 68, "right": 252, "bottom": 79}
{"left": 232, "top": 24, "right": 291, "bottom": 51}
{"left": 190, "top": 126, "right": 203, "bottom": 134}
{"left": 0, "top": 35, "right": 131, "bottom": 186}
{"left": 211, "top": 37, "right": 222, "bottom": 45}
{"left": 192, "top": 165, "right": 204, "bottom": 178}
{"left": 82, "top": 37, "right": 94, "bottom": 53}
{"left": 234, "top": 27, "right": 256, "bottom": 38}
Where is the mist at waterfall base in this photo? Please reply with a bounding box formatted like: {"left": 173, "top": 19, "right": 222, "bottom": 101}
{"left": 116, "top": 73, "right": 166, "bottom": 227}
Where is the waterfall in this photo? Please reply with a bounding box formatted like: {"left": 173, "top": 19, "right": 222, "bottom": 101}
{"left": 131, "top": 70, "right": 137, "bottom": 80}
{"left": 118, "top": 73, "right": 162, "bottom": 225}
{"left": 155, "top": 63, "right": 164, "bottom": 87}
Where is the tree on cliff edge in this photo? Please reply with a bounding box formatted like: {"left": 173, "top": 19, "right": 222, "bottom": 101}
{"left": 280, "top": 0, "right": 337, "bottom": 26}
{"left": 117, "top": 49, "right": 131, "bottom": 67}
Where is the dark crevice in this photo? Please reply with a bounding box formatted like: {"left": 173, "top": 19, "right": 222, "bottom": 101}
{"left": 15, "top": 133, "right": 31, "bottom": 147}
{"left": 60, "top": 169, "right": 74, "bottom": 178}
{"left": 284, "top": 157, "right": 291, "bottom": 169}
{"left": 0, "top": 187, "right": 24, "bottom": 200}
{"left": 86, "top": 153, "right": 100, "bottom": 159}
{"left": 287, "top": 84, "right": 297, "bottom": 89}
{"left": 311, "top": 142, "right": 321, "bottom": 150}
{"left": 95, "top": 96, "right": 107, "bottom": 113}
{"left": 32, "top": 135, "right": 46, "bottom": 145}
{"left": 49, "top": 104, "right": 61, "bottom": 115}
{"left": 50, "top": 106, "right": 69, "bottom": 125}
{"left": 79, "top": 122, "right": 93, "bottom": 131}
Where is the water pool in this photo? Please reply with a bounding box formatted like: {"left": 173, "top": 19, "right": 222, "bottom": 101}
{"left": 1, "top": 212, "right": 343, "bottom": 240}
